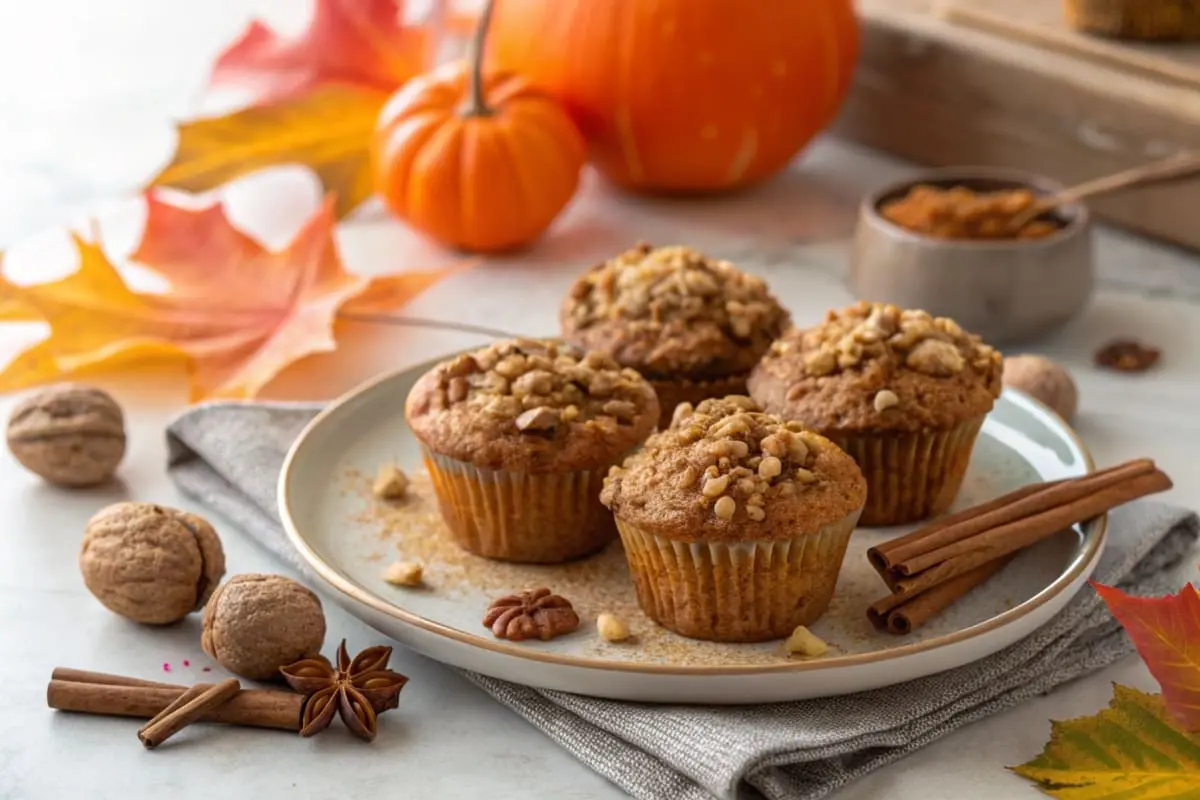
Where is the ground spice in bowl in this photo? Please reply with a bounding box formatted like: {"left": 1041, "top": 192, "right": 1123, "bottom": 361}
{"left": 880, "top": 184, "right": 1061, "bottom": 241}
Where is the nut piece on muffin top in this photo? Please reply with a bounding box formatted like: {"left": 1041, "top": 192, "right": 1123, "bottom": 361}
{"left": 560, "top": 243, "right": 790, "bottom": 378}
{"left": 405, "top": 338, "right": 660, "bottom": 472}
{"left": 748, "top": 301, "right": 1003, "bottom": 435}
{"left": 600, "top": 396, "right": 866, "bottom": 541}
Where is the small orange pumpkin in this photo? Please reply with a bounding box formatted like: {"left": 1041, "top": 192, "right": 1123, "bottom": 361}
{"left": 487, "top": 0, "right": 859, "bottom": 193}
{"left": 371, "top": 0, "right": 586, "bottom": 253}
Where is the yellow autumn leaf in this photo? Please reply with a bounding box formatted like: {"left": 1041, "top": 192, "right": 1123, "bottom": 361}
{"left": 148, "top": 84, "right": 386, "bottom": 219}
{"left": 1011, "top": 684, "right": 1200, "bottom": 798}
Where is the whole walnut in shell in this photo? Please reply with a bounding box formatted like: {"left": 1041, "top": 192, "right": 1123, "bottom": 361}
{"left": 201, "top": 574, "right": 326, "bottom": 680}
{"left": 79, "top": 502, "right": 226, "bottom": 624}
{"left": 1002, "top": 354, "right": 1078, "bottom": 422}
{"left": 6, "top": 384, "right": 126, "bottom": 486}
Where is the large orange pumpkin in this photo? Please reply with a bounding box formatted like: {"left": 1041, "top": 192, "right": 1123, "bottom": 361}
{"left": 486, "top": 0, "right": 859, "bottom": 193}
{"left": 371, "top": 0, "right": 586, "bottom": 252}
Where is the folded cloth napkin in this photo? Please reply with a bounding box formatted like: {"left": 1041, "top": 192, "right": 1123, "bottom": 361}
{"left": 166, "top": 402, "right": 1199, "bottom": 800}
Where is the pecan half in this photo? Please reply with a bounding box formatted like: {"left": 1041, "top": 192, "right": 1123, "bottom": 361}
{"left": 483, "top": 588, "right": 580, "bottom": 641}
{"left": 1094, "top": 339, "right": 1160, "bottom": 373}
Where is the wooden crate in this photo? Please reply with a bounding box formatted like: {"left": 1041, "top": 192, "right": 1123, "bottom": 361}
{"left": 834, "top": 0, "right": 1200, "bottom": 251}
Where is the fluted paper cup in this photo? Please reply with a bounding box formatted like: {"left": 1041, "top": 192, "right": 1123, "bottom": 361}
{"left": 421, "top": 446, "right": 617, "bottom": 564}
{"left": 615, "top": 509, "right": 861, "bottom": 642}
{"left": 832, "top": 415, "right": 985, "bottom": 527}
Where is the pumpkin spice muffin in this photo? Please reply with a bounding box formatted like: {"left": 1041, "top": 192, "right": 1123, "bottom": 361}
{"left": 600, "top": 396, "right": 866, "bottom": 642}
{"left": 748, "top": 301, "right": 1003, "bottom": 526}
{"left": 560, "top": 243, "right": 790, "bottom": 428}
{"left": 405, "top": 338, "right": 659, "bottom": 563}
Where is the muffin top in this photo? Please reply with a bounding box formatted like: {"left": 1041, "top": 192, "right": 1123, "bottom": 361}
{"left": 405, "top": 338, "right": 660, "bottom": 472}
{"left": 599, "top": 396, "right": 866, "bottom": 542}
{"left": 748, "top": 301, "right": 1003, "bottom": 435}
{"left": 560, "top": 243, "right": 790, "bottom": 378}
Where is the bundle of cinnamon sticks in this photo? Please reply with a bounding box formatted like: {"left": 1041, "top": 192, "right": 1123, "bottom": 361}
{"left": 47, "top": 668, "right": 303, "bottom": 748}
{"left": 866, "top": 458, "right": 1172, "bottom": 635}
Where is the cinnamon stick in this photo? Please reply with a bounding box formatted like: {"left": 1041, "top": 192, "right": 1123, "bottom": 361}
{"left": 890, "top": 468, "right": 1172, "bottom": 596}
{"left": 50, "top": 668, "right": 179, "bottom": 690}
{"left": 887, "top": 459, "right": 1156, "bottom": 578}
{"left": 138, "top": 678, "right": 242, "bottom": 749}
{"left": 47, "top": 679, "right": 302, "bottom": 731}
{"left": 867, "top": 479, "right": 1064, "bottom": 575}
{"left": 868, "top": 558, "right": 1009, "bottom": 634}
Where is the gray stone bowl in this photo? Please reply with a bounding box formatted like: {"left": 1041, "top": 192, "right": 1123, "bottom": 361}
{"left": 849, "top": 167, "right": 1094, "bottom": 344}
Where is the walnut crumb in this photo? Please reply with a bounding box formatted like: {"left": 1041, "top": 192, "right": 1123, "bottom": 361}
{"left": 783, "top": 625, "right": 829, "bottom": 658}
{"left": 596, "top": 612, "right": 631, "bottom": 643}
{"left": 873, "top": 389, "right": 899, "bottom": 412}
{"left": 383, "top": 560, "right": 423, "bottom": 587}
{"left": 372, "top": 463, "right": 409, "bottom": 500}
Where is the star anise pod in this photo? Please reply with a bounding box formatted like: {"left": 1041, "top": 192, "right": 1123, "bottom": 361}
{"left": 484, "top": 588, "right": 580, "bottom": 641}
{"left": 279, "top": 639, "right": 409, "bottom": 741}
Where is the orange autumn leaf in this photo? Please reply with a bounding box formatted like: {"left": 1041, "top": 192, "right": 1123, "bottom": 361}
{"left": 0, "top": 257, "right": 36, "bottom": 322}
{"left": 0, "top": 194, "right": 456, "bottom": 400}
{"left": 148, "top": 84, "right": 386, "bottom": 220}
{"left": 1094, "top": 580, "right": 1200, "bottom": 731}
{"left": 210, "top": 0, "right": 435, "bottom": 103}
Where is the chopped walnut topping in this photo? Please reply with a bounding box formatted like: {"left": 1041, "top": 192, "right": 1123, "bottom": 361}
{"left": 766, "top": 301, "right": 999, "bottom": 379}
{"left": 564, "top": 243, "right": 787, "bottom": 343}
{"left": 483, "top": 588, "right": 580, "bottom": 642}
{"left": 417, "top": 339, "right": 653, "bottom": 431}
{"left": 602, "top": 396, "right": 832, "bottom": 524}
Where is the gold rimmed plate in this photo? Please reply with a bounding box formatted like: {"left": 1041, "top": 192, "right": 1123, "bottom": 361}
{"left": 278, "top": 355, "right": 1104, "bottom": 704}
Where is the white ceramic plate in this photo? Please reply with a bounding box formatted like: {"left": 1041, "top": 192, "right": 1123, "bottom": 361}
{"left": 279, "top": 358, "right": 1104, "bottom": 704}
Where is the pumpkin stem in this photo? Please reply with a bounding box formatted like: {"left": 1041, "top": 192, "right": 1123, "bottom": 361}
{"left": 462, "top": 0, "right": 496, "bottom": 117}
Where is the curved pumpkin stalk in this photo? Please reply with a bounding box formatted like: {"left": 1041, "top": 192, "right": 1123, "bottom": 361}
{"left": 462, "top": 0, "right": 497, "bottom": 117}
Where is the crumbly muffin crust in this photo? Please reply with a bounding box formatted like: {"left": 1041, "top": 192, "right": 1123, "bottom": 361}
{"left": 405, "top": 339, "right": 660, "bottom": 472}
{"left": 748, "top": 302, "right": 1002, "bottom": 435}
{"left": 600, "top": 397, "right": 865, "bottom": 542}
{"left": 560, "top": 243, "right": 790, "bottom": 378}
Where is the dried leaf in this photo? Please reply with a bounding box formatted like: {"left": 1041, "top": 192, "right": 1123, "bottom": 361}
{"left": 0, "top": 194, "right": 455, "bottom": 400}
{"left": 1095, "top": 581, "right": 1200, "bottom": 731}
{"left": 0, "top": 256, "right": 36, "bottom": 323}
{"left": 148, "top": 84, "right": 386, "bottom": 219}
{"left": 1011, "top": 685, "right": 1200, "bottom": 797}
{"left": 210, "top": 0, "right": 434, "bottom": 104}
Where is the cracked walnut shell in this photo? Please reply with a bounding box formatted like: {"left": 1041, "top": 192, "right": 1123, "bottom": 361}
{"left": 201, "top": 574, "right": 326, "bottom": 680}
{"left": 79, "top": 502, "right": 226, "bottom": 625}
{"left": 7, "top": 384, "right": 125, "bottom": 487}
{"left": 484, "top": 588, "right": 580, "bottom": 641}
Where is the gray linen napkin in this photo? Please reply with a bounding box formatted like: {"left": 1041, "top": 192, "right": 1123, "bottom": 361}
{"left": 166, "top": 402, "right": 1199, "bottom": 800}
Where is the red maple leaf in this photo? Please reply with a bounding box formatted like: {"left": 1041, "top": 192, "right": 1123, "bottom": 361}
{"left": 1094, "top": 580, "right": 1200, "bottom": 731}
{"left": 210, "top": 0, "right": 435, "bottom": 103}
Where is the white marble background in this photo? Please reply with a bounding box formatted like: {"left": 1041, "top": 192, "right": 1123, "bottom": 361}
{"left": 2, "top": 1, "right": 1199, "bottom": 799}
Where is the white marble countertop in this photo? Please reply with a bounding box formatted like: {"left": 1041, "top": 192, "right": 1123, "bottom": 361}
{"left": 3, "top": 2, "right": 1199, "bottom": 799}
